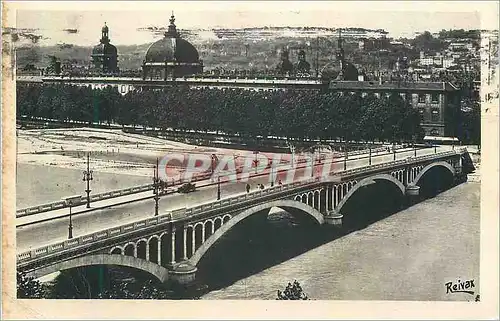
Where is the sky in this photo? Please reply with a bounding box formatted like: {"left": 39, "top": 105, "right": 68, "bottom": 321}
{"left": 4, "top": 1, "right": 498, "bottom": 47}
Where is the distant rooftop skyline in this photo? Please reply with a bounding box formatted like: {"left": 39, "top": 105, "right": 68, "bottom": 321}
{"left": 5, "top": 1, "right": 498, "bottom": 47}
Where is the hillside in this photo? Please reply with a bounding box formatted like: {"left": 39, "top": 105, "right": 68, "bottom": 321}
{"left": 14, "top": 26, "right": 390, "bottom": 73}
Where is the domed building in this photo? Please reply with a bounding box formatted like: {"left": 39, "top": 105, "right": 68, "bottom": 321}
{"left": 142, "top": 13, "right": 203, "bottom": 80}
{"left": 320, "top": 29, "right": 359, "bottom": 81}
{"left": 91, "top": 23, "right": 119, "bottom": 73}
{"left": 276, "top": 48, "right": 294, "bottom": 75}
{"left": 335, "top": 29, "right": 359, "bottom": 81}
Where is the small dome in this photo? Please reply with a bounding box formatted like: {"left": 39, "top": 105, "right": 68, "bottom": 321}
{"left": 145, "top": 37, "right": 199, "bottom": 63}
{"left": 342, "top": 62, "right": 359, "bottom": 80}
{"left": 296, "top": 60, "right": 311, "bottom": 72}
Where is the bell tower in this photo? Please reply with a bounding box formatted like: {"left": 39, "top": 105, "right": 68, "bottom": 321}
{"left": 100, "top": 22, "right": 110, "bottom": 44}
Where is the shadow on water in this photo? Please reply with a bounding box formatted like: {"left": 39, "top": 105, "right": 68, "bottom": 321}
{"left": 46, "top": 168, "right": 457, "bottom": 299}
{"left": 197, "top": 180, "right": 406, "bottom": 292}
{"left": 198, "top": 169, "right": 456, "bottom": 292}
{"left": 416, "top": 166, "right": 455, "bottom": 200}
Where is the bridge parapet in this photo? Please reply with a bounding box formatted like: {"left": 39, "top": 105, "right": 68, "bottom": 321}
{"left": 323, "top": 149, "right": 464, "bottom": 183}
{"left": 17, "top": 177, "right": 320, "bottom": 266}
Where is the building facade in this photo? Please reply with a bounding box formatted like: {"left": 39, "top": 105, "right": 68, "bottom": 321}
{"left": 328, "top": 80, "right": 461, "bottom": 137}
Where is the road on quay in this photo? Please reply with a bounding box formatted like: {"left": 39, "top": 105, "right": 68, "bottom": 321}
{"left": 16, "top": 146, "right": 449, "bottom": 252}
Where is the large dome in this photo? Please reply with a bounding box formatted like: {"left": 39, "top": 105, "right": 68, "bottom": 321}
{"left": 141, "top": 12, "right": 203, "bottom": 79}
{"left": 145, "top": 37, "right": 199, "bottom": 63}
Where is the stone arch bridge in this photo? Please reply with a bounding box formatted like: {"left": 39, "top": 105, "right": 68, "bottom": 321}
{"left": 18, "top": 149, "right": 473, "bottom": 285}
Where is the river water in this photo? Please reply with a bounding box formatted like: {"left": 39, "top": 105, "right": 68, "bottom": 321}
{"left": 201, "top": 180, "right": 480, "bottom": 301}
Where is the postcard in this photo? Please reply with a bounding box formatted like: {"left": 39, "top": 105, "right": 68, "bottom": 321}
{"left": 2, "top": 1, "right": 498, "bottom": 319}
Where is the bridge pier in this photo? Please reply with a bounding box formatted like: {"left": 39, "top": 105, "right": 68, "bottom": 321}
{"left": 454, "top": 173, "right": 468, "bottom": 185}
{"left": 324, "top": 211, "right": 343, "bottom": 227}
{"left": 168, "top": 261, "right": 197, "bottom": 285}
{"left": 405, "top": 185, "right": 420, "bottom": 206}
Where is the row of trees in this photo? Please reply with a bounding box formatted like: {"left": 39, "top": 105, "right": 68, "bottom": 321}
{"left": 17, "top": 84, "right": 425, "bottom": 143}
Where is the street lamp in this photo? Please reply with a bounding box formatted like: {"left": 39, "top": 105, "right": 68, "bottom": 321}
{"left": 63, "top": 195, "right": 82, "bottom": 239}
{"left": 369, "top": 146, "right": 372, "bottom": 165}
{"left": 68, "top": 206, "right": 73, "bottom": 239}
{"left": 343, "top": 149, "right": 347, "bottom": 170}
{"left": 393, "top": 143, "right": 396, "bottom": 161}
{"left": 217, "top": 176, "right": 221, "bottom": 200}
{"left": 211, "top": 154, "right": 217, "bottom": 175}
{"left": 153, "top": 158, "right": 160, "bottom": 216}
{"left": 253, "top": 151, "right": 259, "bottom": 174}
{"left": 82, "top": 153, "right": 93, "bottom": 208}
{"left": 269, "top": 160, "right": 274, "bottom": 187}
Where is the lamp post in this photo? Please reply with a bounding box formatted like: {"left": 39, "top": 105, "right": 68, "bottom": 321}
{"left": 68, "top": 205, "right": 73, "bottom": 239}
{"left": 393, "top": 143, "right": 396, "bottom": 161}
{"left": 211, "top": 154, "right": 216, "bottom": 175}
{"left": 253, "top": 151, "right": 259, "bottom": 174}
{"left": 82, "top": 153, "right": 93, "bottom": 208}
{"left": 343, "top": 149, "right": 347, "bottom": 171}
{"left": 63, "top": 195, "right": 81, "bottom": 239}
{"left": 217, "top": 176, "right": 221, "bottom": 200}
{"left": 290, "top": 144, "right": 296, "bottom": 168}
{"left": 369, "top": 146, "right": 372, "bottom": 165}
{"left": 270, "top": 160, "right": 274, "bottom": 187}
{"left": 153, "top": 158, "right": 160, "bottom": 216}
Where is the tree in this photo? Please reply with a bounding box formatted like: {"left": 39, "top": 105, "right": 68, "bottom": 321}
{"left": 276, "top": 280, "right": 309, "bottom": 300}
{"left": 17, "top": 271, "right": 45, "bottom": 298}
{"left": 411, "top": 31, "right": 446, "bottom": 53}
{"left": 17, "top": 83, "right": 425, "bottom": 144}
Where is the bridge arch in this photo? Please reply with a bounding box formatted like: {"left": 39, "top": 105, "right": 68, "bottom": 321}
{"left": 214, "top": 217, "right": 223, "bottom": 229}
{"left": 110, "top": 246, "right": 123, "bottom": 255}
{"left": 148, "top": 235, "right": 159, "bottom": 243}
{"left": 24, "top": 254, "right": 169, "bottom": 283}
{"left": 336, "top": 174, "right": 405, "bottom": 214}
{"left": 413, "top": 161, "right": 455, "bottom": 186}
{"left": 136, "top": 239, "right": 148, "bottom": 259}
{"left": 124, "top": 242, "right": 136, "bottom": 256}
{"left": 188, "top": 199, "right": 325, "bottom": 266}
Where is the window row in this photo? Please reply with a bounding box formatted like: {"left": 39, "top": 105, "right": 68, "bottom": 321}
{"left": 417, "top": 93, "right": 440, "bottom": 104}
{"left": 418, "top": 107, "right": 441, "bottom": 122}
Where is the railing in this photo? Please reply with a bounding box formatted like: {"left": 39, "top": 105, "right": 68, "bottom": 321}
{"left": 337, "top": 150, "right": 456, "bottom": 178}
{"left": 17, "top": 149, "right": 465, "bottom": 265}
{"left": 16, "top": 183, "right": 154, "bottom": 218}
{"left": 15, "top": 170, "right": 233, "bottom": 218}
{"left": 348, "top": 146, "right": 387, "bottom": 156}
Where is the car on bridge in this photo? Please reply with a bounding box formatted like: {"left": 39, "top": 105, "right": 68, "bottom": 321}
{"left": 177, "top": 182, "right": 196, "bottom": 194}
